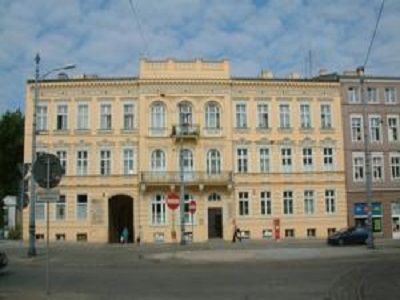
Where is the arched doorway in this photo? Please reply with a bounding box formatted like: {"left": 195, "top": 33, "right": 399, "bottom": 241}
{"left": 108, "top": 195, "right": 134, "bottom": 243}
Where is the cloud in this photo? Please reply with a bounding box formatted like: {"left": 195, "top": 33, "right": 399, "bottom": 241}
{"left": 0, "top": 0, "right": 399, "bottom": 114}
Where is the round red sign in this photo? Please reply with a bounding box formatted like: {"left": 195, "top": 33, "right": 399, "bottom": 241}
{"left": 167, "top": 193, "right": 180, "bottom": 210}
{"left": 189, "top": 200, "right": 196, "bottom": 214}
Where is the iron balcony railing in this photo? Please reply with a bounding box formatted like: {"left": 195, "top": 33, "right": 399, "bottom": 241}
{"left": 141, "top": 171, "right": 232, "bottom": 185}
{"left": 171, "top": 124, "right": 200, "bottom": 138}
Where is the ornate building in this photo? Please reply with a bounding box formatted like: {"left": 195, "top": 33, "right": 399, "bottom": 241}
{"left": 23, "top": 59, "right": 347, "bottom": 243}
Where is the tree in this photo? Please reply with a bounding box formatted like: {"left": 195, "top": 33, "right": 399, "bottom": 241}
{"left": 0, "top": 110, "right": 24, "bottom": 228}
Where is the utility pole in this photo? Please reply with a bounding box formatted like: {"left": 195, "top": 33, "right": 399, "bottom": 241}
{"left": 28, "top": 53, "right": 40, "bottom": 257}
{"left": 358, "top": 66, "right": 375, "bottom": 249}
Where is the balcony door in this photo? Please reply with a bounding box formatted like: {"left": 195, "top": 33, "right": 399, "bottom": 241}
{"left": 180, "top": 149, "right": 193, "bottom": 181}
{"left": 179, "top": 103, "right": 192, "bottom": 126}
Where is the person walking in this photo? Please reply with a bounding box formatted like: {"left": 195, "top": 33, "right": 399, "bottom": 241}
{"left": 122, "top": 226, "right": 129, "bottom": 244}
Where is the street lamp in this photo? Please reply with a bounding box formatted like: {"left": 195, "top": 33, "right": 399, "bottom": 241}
{"left": 28, "top": 53, "right": 76, "bottom": 257}
{"left": 357, "top": 66, "right": 375, "bottom": 249}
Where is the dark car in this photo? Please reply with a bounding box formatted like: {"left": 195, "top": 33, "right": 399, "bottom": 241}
{"left": 0, "top": 251, "right": 8, "bottom": 269}
{"left": 327, "top": 227, "right": 369, "bottom": 246}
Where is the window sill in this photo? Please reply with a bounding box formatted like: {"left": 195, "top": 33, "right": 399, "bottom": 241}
{"left": 234, "top": 127, "right": 250, "bottom": 132}
{"left": 36, "top": 130, "right": 49, "bottom": 135}
{"left": 54, "top": 129, "right": 70, "bottom": 135}
{"left": 277, "top": 128, "right": 293, "bottom": 133}
{"left": 256, "top": 127, "right": 271, "bottom": 132}
{"left": 320, "top": 127, "right": 335, "bottom": 133}
{"left": 97, "top": 129, "right": 114, "bottom": 134}
{"left": 299, "top": 127, "right": 314, "bottom": 133}
{"left": 74, "top": 129, "right": 91, "bottom": 134}
{"left": 120, "top": 128, "right": 138, "bottom": 134}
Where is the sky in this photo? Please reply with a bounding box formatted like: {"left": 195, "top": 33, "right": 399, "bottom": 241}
{"left": 1, "top": 0, "right": 399, "bottom": 114}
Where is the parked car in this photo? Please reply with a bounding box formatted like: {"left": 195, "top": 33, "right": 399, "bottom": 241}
{"left": 327, "top": 227, "right": 369, "bottom": 246}
{"left": 0, "top": 251, "right": 8, "bottom": 269}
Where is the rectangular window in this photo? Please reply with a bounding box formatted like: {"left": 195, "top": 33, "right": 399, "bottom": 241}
{"left": 285, "top": 229, "right": 295, "bottom": 238}
{"left": 123, "top": 149, "right": 134, "bottom": 175}
{"left": 100, "top": 150, "right": 111, "bottom": 175}
{"left": 347, "top": 87, "right": 359, "bottom": 103}
{"left": 123, "top": 103, "right": 134, "bottom": 130}
{"left": 372, "top": 153, "right": 384, "bottom": 182}
{"left": 76, "top": 150, "right": 88, "bottom": 176}
{"left": 237, "top": 148, "right": 248, "bottom": 173}
{"left": 320, "top": 104, "right": 332, "bottom": 129}
{"left": 260, "top": 191, "right": 271, "bottom": 215}
{"left": 307, "top": 228, "right": 316, "bottom": 237}
{"left": 367, "top": 87, "right": 378, "bottom": 103}
{"left": 152, "top": 194, "right": 166, "bottom": 225}
{"left": 353, "top": 153, "right": 365, "bottom": 182}
{"left": 302, "top": 147, "right": 313, "bottom": 171}
{"left": 55, "top": 195, "right": 66, "bottom": 220}
{"left": 385, "top": 87, "right": 397, "bottom": 104}
{"left": 279, "top": 104, "right": 290, "bottom": 129}
{"left": 281, "top": 147, "right": 292, "bottom": 173}
{"left": 76, "top": 194, "right": 88, "bottom": 220}
{"left": 325, "top": 190, "right": 336, "bottom": 213}
{"left": 369, "top": 116, "right": 382, "bottom": 142}
{"left": 100, "top": 104, "right": 112, "bottom": 130}
{"left": 77, "top": 104, "right": 89, "bottom": 130}
{"left": 235, "top": 103, "right": 247, "bottom": 128}
{"left": 304, "top": 190, "right": 314, "bottom": 215}
{"left": 283, "top": 191, "right": 293, "bottom": 215}
{"left": 388, "top": 115, "right": 399, "bottom": 142}
{"left": 390, "top": 153, "right": 400, "bottom": 180}
{"left": 351, "top": 115, "right": 363, "bottom": 142}
{"left": 56, "top": 150, "right": 67, "bottom": 175}
{"left": 300, "top": 104, "right": 311, "bottom": 129}
{"left": 259, "top": 148, "right": 270, "bottom": 173}
{"left": 257, "top": 104, "right": 269, "bottom": 128}
{"left": 35, "top": 203, "right": 45, "bottom": 220}
{"left": 323, "top": 147, "right": 334, "bottom": 171}
{"left": 238, "top": 192, "right": 249, "bottom": 216}
{"left": 56, "top": 105, "right": 68, "bottom": 130}
{"left": 37, "top": 105, "right": 48, "bottom": 131}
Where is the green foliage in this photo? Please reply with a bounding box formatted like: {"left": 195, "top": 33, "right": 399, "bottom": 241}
{"left": 7, "top": 224, "right": 22, "bottom": 240}
{"left": 0, "top": 110, "right": 24, "bottom": 228}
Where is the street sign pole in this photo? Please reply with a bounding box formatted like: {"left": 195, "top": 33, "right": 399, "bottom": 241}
{"left": 46, "top": 156, "right": 50, "bottom": 295}
{"left": 191, "top": 212, "right": 194, "bottom": 242}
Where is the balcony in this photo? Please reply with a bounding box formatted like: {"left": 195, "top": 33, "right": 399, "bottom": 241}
{"left": 140, "top": 171, "right": 233, "bottom": 190}
{"left": 171, "top": 124, "right": 200, "bottom": 140}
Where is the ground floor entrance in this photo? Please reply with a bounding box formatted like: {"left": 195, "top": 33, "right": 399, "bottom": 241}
{"left": 208, "top": 208, "right": 223, "bottom": 239}
{"left": 108, "top": 195, "right": 134, "bottom": 243}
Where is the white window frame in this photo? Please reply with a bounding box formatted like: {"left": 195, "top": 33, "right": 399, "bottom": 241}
{"left": 302, "top": 147, "right": 313, "bottom": 172}
{"left": 387, "top": 115, "right": 399, "bottom": 142}
{"left": 371, "top": 152, "right": 384, "bottom": 182}
{"left": 369, "top": 115, "right": 382, "bottom": 143}
{"left": 384, "top": 87, "right": 397, "bottom": 104}
{"left": 100, "top": 103, "right": 112, "bottom": 130}
{"left": 259, "top": 147, "right": 270, "bottom": 173}
{"left": 300, "top": 103, "right": 312, "bottom": 129}
{"left": 390, "top": 153, "right": 400, "bottom": 180}
{"left": 123, "top": 103, "right": 135, "bottom": 130}
{"left": 260, "top": 191, "right": 271, "bottom": 215}
{"left": 320, "top": 104, "right": 332, "bottom": 129}
{"left": 283, "top": 191, "right": 293, "bottom": 215}
{"left": 236, "top": 147, "right": 248, "bottom": 173}
{"left": 325, "top": 189, "right": 336, "bottom": 214}
{"left": 353, "top": 152, "right": 365, "bottom": 182}
{"left": 205, "top": 102, "right": 221, "bottom": 129}
{"left": 56, "top": 104, "right": 68, "bottom": 130}
{"left": 238, "top": 191, "right": 250, "bottom": 216}
{"left": 100, "top": 149, "right": 111, "bottom": 176}
{"left": 151, "top": 149, "right": 166, "bottom": 172}
{"left": 150, "top": 103, "right": 166, "bottom": 130}
{"left": 323, "top": 147, "right": 335, "bottom": 171}
{"left": 76, "top": 150, "right": 88, "bottom": 176}
{"left": 235, "top": 103, "right": 247, "bottom": 128}
{"left": 37, "top": 105, "right": 48, "bottom": 131}
{"left": 76, "top": 194, "right": 88, "bottom": 220}
{"left": 304, "top": 190, "right": 314, "bottom": 215}
{"left": 56, "top": 150, "right": 67, "bottom": 175}
{"left": 257, "top": 103, "right": 269, "bottom": 129}
{"left": 207, "top": 149, "right": 221, "bottom": 175}
{"left": 35, "top": 202, "right": 46, "bottom": 221}
{"left": 279, "top": 104, "right": 291, "bottom": 129}
{"left": 151, "top": 194, "right": 166, "bottom": 225}
{"left": 367, "top": 87, "right": 378, "bottom": 103}
{"left": 347, "top": 87, "right": 360, "bottom": 103}
{"left": 281, "top": 147, "right": 292, "bottom": 173}
{"left": 123, "top": 148, "right": 135, "bottom": 175}
{"left": 77, "top": 103, "right": 89, "bottom": 130}
{"left": 55, "top": 195, "right": 66, "bottom": 221}
{"left": 350, "top": 115, "right": 363, "bottom": 142}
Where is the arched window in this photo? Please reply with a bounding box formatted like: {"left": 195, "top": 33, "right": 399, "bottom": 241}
{"left": 151, "top": 150, "right": 166, "bottom": 172}
{"left": 207, "top": 149, "right": 221, "bottom": 174}
{"left": 151, "top": 194, "right": 166, "bottom": 225}
{"left": 208, "top": 193, "right": 221, "bottom": 202}
{"left": 178, "top": 102, "right": 192, "bottom": 125}
{"left": 205, "top": 102, "right": 220, "bottom": 129}
{"left": 151, "top": 103, "right": 165, "bottom": 129}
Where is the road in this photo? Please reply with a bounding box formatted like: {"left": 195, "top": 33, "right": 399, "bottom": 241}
{"left": 0, "top": 241, "right": 399, "bottom": 299}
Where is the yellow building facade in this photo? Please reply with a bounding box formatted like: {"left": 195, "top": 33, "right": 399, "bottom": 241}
{"left": 23, "top": 59, "right": 347, "bottom": 243}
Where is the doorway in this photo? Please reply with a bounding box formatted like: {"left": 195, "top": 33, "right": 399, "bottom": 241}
{"left": 108, "top": 195, "right": 134, "bottom": 243}
{"left": 208, "top": 208, "right": 223, "bottom": 239}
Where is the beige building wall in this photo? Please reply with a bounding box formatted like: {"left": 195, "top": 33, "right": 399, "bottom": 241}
{"left": 23, "top": 59, "right": 347, "bottom": 243}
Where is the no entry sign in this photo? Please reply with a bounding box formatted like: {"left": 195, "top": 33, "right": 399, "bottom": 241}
{"left": 167, "top": 193, "right": 179, "bottom": 210}
{"left": 189, "top": 200, "right": 196, "bottom": 214}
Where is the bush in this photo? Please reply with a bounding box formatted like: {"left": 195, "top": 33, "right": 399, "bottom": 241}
{"left": 7, "top": 224, "right": 22, "bottom": 240}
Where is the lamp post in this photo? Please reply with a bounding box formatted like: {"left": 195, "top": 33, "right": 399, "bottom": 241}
{"left": 28, "top": 53, "right": 76, "bottom": 257}
{"left": 358, "top": 66, "right": 375, "bottom": 249}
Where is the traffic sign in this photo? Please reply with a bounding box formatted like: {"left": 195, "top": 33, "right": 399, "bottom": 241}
{"left": 32, "top": 153, "right": 63, "bottom": 189}
{"left": 167, "top": 193, "right": 180, "bottom": 210}
{"left": 36, "top": 188, "right": 60, "bottom": 203}
{"left": 189, "top": 200, "right": 196, "bottom": 214}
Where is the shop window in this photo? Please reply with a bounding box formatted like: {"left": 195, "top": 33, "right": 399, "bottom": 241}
{"left": 353, "top": 202, "right": 383, "bottom": 233}
{"left": 240, "top": 230, "right": 251, "bottom": 240}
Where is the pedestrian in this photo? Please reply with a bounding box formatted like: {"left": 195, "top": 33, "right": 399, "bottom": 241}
{"left": 236, "top": 227, "right": 242, "bottom": 242}
{"left": 232, "top": 225, "right": 237, "bottom": 243}
{"left": 122, "top": 226, "right": 129, "bottom": 244}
